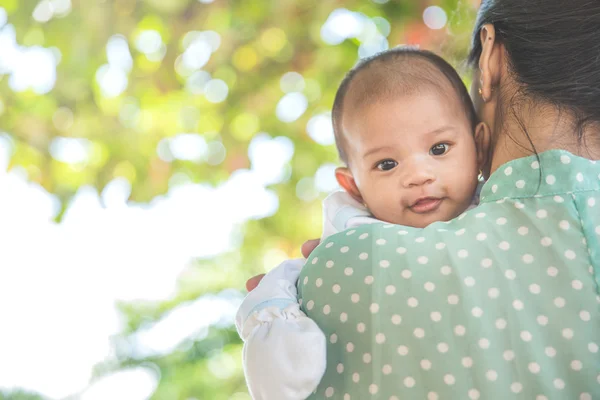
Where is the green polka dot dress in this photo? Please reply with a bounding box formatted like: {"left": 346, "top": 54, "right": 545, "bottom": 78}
{"left": 298, "top": 150, "right": 600, "bottom": 399}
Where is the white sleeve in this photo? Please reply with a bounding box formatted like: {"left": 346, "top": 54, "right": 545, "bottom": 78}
{"left": 236, "top": 259, "right": 327, "bottom": 400}
{"left": 322, "top": 191, "right": 380, "bottom": 239}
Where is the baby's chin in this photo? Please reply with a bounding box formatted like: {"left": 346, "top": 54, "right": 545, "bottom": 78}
{"left": 375, "top": 207, "right": 463, "bottom": 229}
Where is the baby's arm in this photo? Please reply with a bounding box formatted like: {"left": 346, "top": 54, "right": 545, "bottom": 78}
{"left": 235, "top": 259, "right": 326, "bottom": 400}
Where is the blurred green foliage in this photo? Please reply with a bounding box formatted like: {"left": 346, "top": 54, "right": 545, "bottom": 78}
{"left": 0, "top": 0, "right": 477, "bottom": 398}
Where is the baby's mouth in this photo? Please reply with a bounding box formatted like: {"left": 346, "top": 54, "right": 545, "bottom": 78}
{"left": 410, "top": 197, "right": 444, "bottom": 214}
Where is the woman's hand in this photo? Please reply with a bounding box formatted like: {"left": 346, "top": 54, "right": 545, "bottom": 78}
{"left": 245, "top": 239, "right": 321, "bottom": 292}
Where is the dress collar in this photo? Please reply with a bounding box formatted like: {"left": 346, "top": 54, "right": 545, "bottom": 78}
{"left": 480, "top": 150, "right": 600, "bottom": 203}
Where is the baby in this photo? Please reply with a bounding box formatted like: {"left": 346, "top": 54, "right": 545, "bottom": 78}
{"left": 235, "top": 47, "right": 489, "bottom": 400}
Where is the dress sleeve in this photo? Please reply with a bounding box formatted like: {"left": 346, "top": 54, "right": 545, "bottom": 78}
{"left": 235, "top": 259, "right": 327, "bottom": 400}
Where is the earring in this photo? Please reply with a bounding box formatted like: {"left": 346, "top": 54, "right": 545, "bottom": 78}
{"left": 478, "top": 87, "right": 487, "bottom": 102}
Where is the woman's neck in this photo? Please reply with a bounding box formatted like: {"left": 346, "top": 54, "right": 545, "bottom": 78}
{"left": 489, "top": 102, "right": 600, "bottom": 175}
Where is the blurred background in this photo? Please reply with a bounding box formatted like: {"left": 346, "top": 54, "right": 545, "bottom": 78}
{"left": 0, "top": 0, "right": 478, "bottom": 399}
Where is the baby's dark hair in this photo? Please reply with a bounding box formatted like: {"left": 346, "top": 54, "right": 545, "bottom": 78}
{"left": 332, "top": 47, "right": 478, "bottom": 165}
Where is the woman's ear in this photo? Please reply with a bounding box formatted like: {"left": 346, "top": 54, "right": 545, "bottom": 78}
{"left": 474, "top": 122, "right": 492, "bottom": 179}
{"left": 478, "top": 23, "right": 503, "bottom": 103}
{"left": 335, "top": 167, "right": 364, "bottom": 203}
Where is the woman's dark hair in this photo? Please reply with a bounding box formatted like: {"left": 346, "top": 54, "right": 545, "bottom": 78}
{"left": 332, "top": 47, "right": 478, "bottom": 165}
{"left": 468, "top": 0, "right": 600, "bottom": 144}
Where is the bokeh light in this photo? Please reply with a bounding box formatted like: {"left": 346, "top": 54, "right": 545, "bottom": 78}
{"left": 423, "top": 6, "right": 448, "bottom": 30}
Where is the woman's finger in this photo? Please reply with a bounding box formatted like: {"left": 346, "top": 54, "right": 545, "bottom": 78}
{"left": 245, "top": 274, "right": 265, "bottom": 292}
{"left": 301, "top": 239, "right": 321, "bottom": 258}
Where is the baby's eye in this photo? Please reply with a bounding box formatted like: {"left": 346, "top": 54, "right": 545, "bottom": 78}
{"left": 430, "top": 143, "right": 450, "bottom": 156}
{"left": 376, "top": 159, "right": 398, "bottom": 171}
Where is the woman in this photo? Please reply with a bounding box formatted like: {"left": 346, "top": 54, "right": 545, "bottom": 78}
{"left": 245, "top": 0, "right": 600, "bottom": 398}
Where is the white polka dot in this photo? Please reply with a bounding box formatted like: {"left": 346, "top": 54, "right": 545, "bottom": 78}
{"left": 424, "top": 282, "right": 435, "bottom": 292}
{"left": 352, "top": 372, "right": 359, "bottom": 382}
{"left": 571, "top": 360, "right": 583, "bottom": 371}
{"left": 377, "top": 260, "right": 390, "bottom": 269}
{"left": 340, "top": 246, "right": 349, "bottom": 253}
{"left": 561, "top": 155, "right": 571, "bottom": 164}
{"left": 414, "top": 328, "right": 425, "bottom": 338}
{"left": 516, "top": 180, "right": 525, "bottom": 189}
{"left": 311, "top": 257, "right": 319, "bottom": 265}
{"left": 401, "top": 269, "right": 412, "bottom": 279}
{"left": 472, "top": 307, "right": 483, "bottom": 317}
{"left": 537, "top": 315, "right": 548, "bottom": 326}
{"left": 315, "top": 278, "right": 323, "bottom": 287}
{"left": 441, "top": 265, "right": 452, "bottom": 275}
{"left": 536, "top": 209, "right": 548, "bottom": 219}
{"left": 454, "top": 325, "right": 466, "bottom": 336}
{"left": 430, "top": 311, "right": 442, "bottom": 322}
{"left": 391, "top": 314, "right": 402, "bottom": 325}
{"left": 303, "top": 277, "right": 308, "bottom": 285}
{"left": 464, "top": 276, "right": 475, "bottom": 286}
{"left": 336, "top": 363, "right": 344, "bottom": 373}
{"left": 517, "top": 226, "right": 529, "bottom": 235}
{"left": 416, "top": 236, "right": 425, "bottom": 243}
{"left": 488, "top": 287, "right": 500, "bottom": 298}
{"left": 344, "top": 267, "right": 353, "bottom": 276}
{"left": 572, "top": 279, "right": 583, "bottom": 290}
{"left": 522, "top": 254, "right": 535, "bottom": 264}
{"left": 529, "top": 284, "right": 541, "bottom": 294}
{"left": 511, "top": 382, "right": 523, "bottom": 393}
{"left": 306, "top": 300, "right": 314, "bottom": 310}
{"left": 520, "top": 331, "right": 532, "bottom": 342}
{"left": 420, "top": 359, "right": 432, "bottom": 370}
{"left": 444, "top": 374, "right": 455, "bottom": 385}
{"left": 581, "top": 393, "right": 592, "bottom": 400}
{"left": 562, "top": 328, "right": 574, "bottom": 339}
{"left": 486, "top": 370, "right": 498, "bottom": 381}
{"left": 398, "top": 230, "right": 408, "bottom": 235}
{"left": 364, "top": 276, "right": 374, "bottom": 285}
{"left": 435, "top": 242, "right": 446, "bottom": 250}
{"left": 359, "top": 233, "right": 369, "bottom": 239}
{"left": 554, "top": 195, "right": 564, "bottom": 203}
{"left": 499, "top": 241, "right": 510, "bottom": 250}
{"left": 476, "top": 232, "right": 487, "bottom": 241}
{"left": 418, "top": 256, "right": 428, "bottom": 264}
{"left": 496, "top": 318, "right": 507, "bottom": 329}
{"left": 325, "top": 242, "right": 334, "bottom": 248}
{"left": 597, "top": 226, "right": 600, "bottom": 235}
{"left": 481, "top": 258, "right": 493, "bottom": 268}
{"left": 408, "top": 297, "right": 419, "bottom": 307}
{"left": 531, "top": 160, "right": 540, "bottom": 169}
{"left": 437, "top": 342, "right": 449, "bottom": 353}
{"left": 554, "top": 297, "right": 566, "bottom": 308}
{"left": 545, "top": 346, "right": 556, "bottom": 357}
{"left": 455, "top": 228, "right": 466, "bottom": 236}
{"left": 577, "top": 172, "right": 584, "bottom": 182}
{"left": 492, "top": 184, "right": 498, "bottom": 193}
{"left": 514, "top": 201, "right": 525, "bottom": 209}
{"left": 589, "top": 198, "right": 596, "bottom": 207}
{"left": 468, "top": 389, "right": 480, "bottom": 400}
{"left": 369, "top": 384, "right": 378, "bottom": 394}
{"left": 359, "top": 252, "right": 368, "bottom": 260}
{"left": 546, "top": 175, "right": 556, "bottom": 185}
{"left": 403, "top": 377, "right": 415, "bottom": 388}
{"left": 376, "top": 238, "right": 386, "bottom": 246}
{"left": 479, "top": 338, "right": 490, "bottom": 349}
{"left": 504, "top": 166, "right": 513, "bottom": 176}
{"left": 384, "top": 285, "right": 396, "bottom": 295}
{"left": 323, "top": 305, "right": 331, "bottom": 314}
{"left": 537, "top": 396, "right": 548, "bottom": 400}
{"left": 332, "top": 284, "right": 341, "bottom": 294}
{"left": 329, "top": 332, "right": 337, "bottom": 343}
{"left": 325, "top": 387, "right": 334, "bottom": 397}
{"left": 476, "top": 212, "right": 486, "bottom": 218}
{"left": 351, "top": 293, "right": 360, "bottom": 303}
{"left": 458, "top": 249, "right": 469, "bottom": 258}
{"left": 346, "top": 342, "right": 354, "bottom": 352}
{"left": 340, "top": 312, "right": 348, "bottom": 322}
{"left": 462, "top": 357, "right": 473, "bottom": 368}
{"left": 370, "top": 303, "right": 379, "bottom": 314}
{"left": 589, "top": 342, "right": 598, "bottom": 353}
{"left": 427, "top": 393, "right": 438, "bottom": 400}
{"left": 547, "top": 266, "right": 558, "bottom": 277}
{"left": 541, "top": 237, "right": 552, "bottom": 247}
{"left": 362, "top": 353, "right": 371, "bottom": 363}
{"left": 554, "top": 378, "right": 565, "bottom": 390}
{"left": 513, "top": 300, "right": 524, "bottom": 310}
{"left": 397, "top": 247, "right": 407, "bottom": 254}
{"left": 382, "top": 364, "right": 392, "bottom": 375}
{"left": 326, "top": 260, "right": 334, "bottom": 268}
{"left": 505, "top": 269, "right": 516, "bottom": 280}
{"left": 565, "top": 250, "right": 576, "bottom": 260}
{"left": 397, "top": 345, "right": 409, "bottom": 355}
{"left": 529, "top": 362, "right": 541, "bottom": 374}
{"left": 448, "top": 294, "right": 459, "bottom": 305}
{"left": 346, "top": 230, "right": 356, "bottom": 236}
{"left": 503, "top": 350, "right": 515, "bottom": 361}
{"left": 357, "top": 323, "right": 365, "bottom": 333}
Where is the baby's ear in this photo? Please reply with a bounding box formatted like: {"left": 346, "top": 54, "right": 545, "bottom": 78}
{"left": 335, "top": 167, "right": 364, "bottom": 203}
{"left": 474, "top": 122, "right": 492, "bottom": 179}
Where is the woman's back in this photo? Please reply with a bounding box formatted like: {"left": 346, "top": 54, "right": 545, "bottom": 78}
{"left": 299, "top": 150, "right": 599, "bottom": 399}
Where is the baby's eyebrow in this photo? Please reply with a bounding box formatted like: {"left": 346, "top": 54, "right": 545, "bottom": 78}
{"left": 426, "top": 125, "right": 457, "bottom": 136}
{"left": 363, "top": 145, "right": 395, "bottom": 159}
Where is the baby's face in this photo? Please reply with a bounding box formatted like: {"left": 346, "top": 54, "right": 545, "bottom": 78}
{"left": 341, "top": 91, "right": 481, "bottom": 228}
